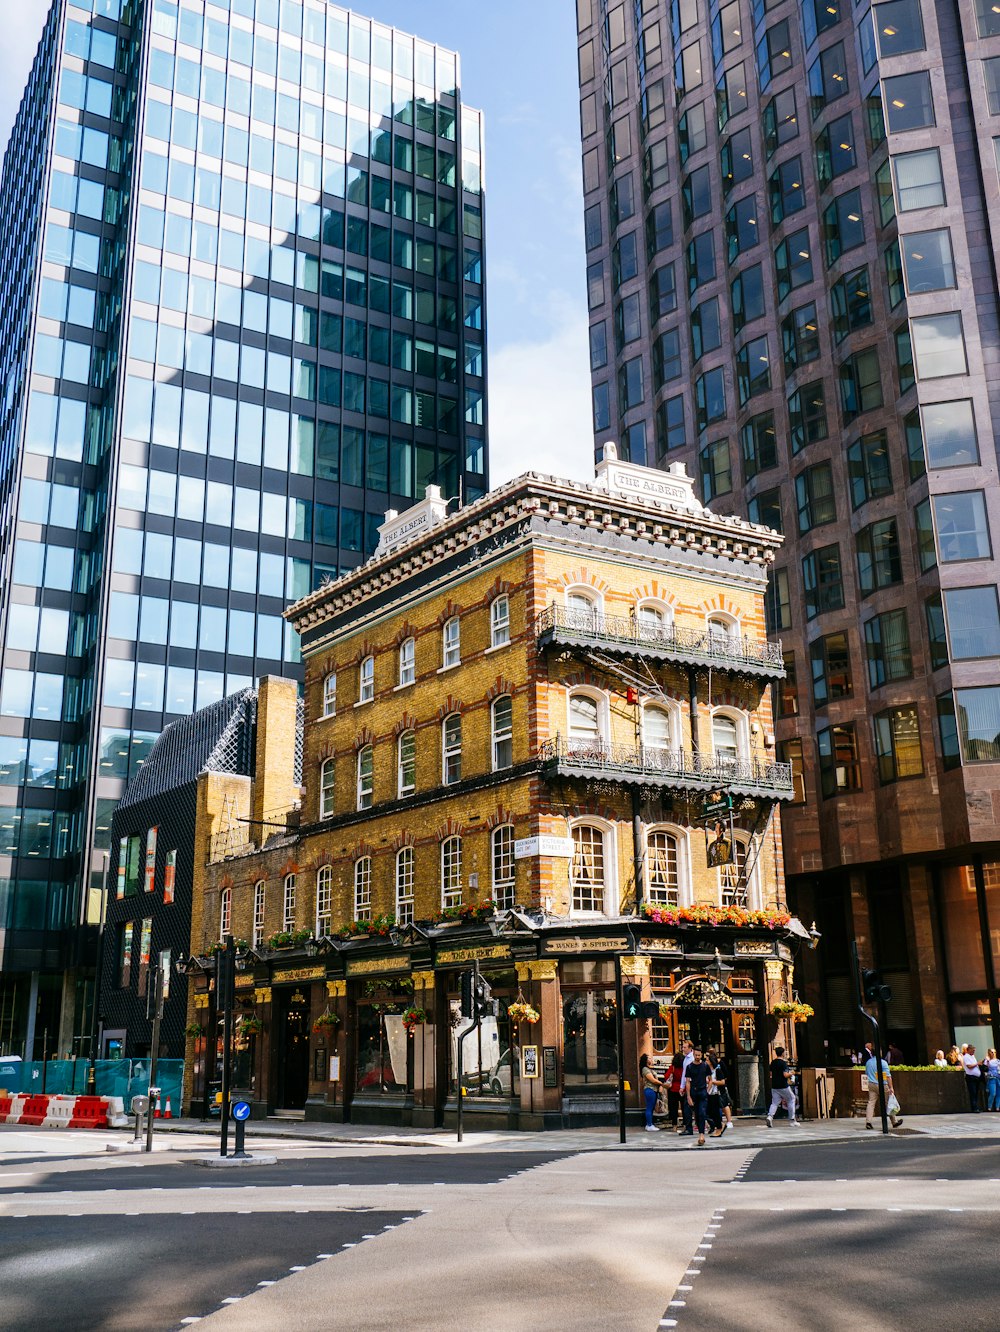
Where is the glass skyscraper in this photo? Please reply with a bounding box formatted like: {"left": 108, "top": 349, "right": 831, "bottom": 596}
{"left": 0, "top": 0, "right": 487, "bottom": 1057}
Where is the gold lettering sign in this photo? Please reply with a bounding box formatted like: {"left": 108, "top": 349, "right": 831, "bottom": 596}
{"left": 437, "top": 943, "right": 512, "bottom": 965}
{"left": 735, "top": 940, "right": 776, "bottom": 956}
{"left": 544, "top": 936, "right": 630, "bottom": 954}
{"left": 346, "top": 954, "right": 411, "bottom": 977}
{"left": 638, "top": 937, "right": 681, "bottom": 953}
{"left": 235, "top": 974, "right": 255, "bottom": 988}
{"left": 272, "top": 965, "right": 326, "bottom": 984}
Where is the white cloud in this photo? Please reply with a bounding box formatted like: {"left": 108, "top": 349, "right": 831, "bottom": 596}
{"left": 488, "top": 315, "right": 594, "bottom": 486}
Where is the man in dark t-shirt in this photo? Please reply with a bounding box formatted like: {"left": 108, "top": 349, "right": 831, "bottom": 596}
{"left": 766, "top": 1045, "right": 799, "bottom": 1126}
{"left": 685, "top": 1047, "right": 712, "bottom": 1145}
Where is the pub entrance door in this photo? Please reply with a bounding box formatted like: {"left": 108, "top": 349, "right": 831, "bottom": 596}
{"left": 274, "top": 987, "right": 310, "bottom": 1110}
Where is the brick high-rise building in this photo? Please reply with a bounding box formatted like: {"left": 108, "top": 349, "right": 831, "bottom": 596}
{"left": 0, "top": 0, "right": 487, "bottom": 1059}
{"left": 575, "top": 0, "right": 1000, "bottom": 1060}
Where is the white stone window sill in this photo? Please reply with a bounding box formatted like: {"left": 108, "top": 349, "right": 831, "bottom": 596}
{"left": 393, "top": 679, "right": 415, "bottom": 692}
{"left": 437, "top": 661, "right": 461, "bottom": 674}
{"left": 484, "top": 641, "right": 511, "bottom": 655}
{"left": 354, "top": 697, "right": 374, "bottom": 708}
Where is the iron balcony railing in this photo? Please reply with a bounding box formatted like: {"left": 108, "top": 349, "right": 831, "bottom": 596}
{"left": 535, "top": 605, "right": 785, "bottom": 676}
{"left": 539, "top": 735, "right": 794, "bottom": 799}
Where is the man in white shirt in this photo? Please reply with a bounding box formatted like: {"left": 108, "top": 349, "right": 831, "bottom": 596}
{"left": 677, "top": 1040, "right": 694, "bottom": 1136}
{"left": 962, "top": 1045, "right": 982, "bottom": 1112}
{"left": 864, "top": 1042, "right": 902, "bottom": 1129}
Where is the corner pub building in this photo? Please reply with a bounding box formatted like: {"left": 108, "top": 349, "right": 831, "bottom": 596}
{"left": 185, "top": 449, "right": 810, "bottom": 1128}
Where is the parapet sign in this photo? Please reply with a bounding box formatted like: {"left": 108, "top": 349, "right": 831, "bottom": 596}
{"left": 594, "top": 441, "right": 707, "bottom": 515}
{"left": 375, "top": 484, "right": 450, "bottom": 556}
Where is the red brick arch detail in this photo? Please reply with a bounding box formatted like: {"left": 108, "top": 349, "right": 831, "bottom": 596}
{"left": 219, "top": 874, "right": 235, "bottom": 892}
{"left": 436, "top": 695, "right": 465, "bottom": 720}
{"left": 699, "top": 594, "right": 744, "bottom": 620}
{"left": 437, "top": 817, "right": 464, "bottom": 841}
{"left": 485, "top": 676, "right": 516, "bottom": 701}
{"left": 391, "top": 829, "right": 416, "bottom": 851}
{"left": 566, "top": 804, "right": 621, "bottom": 824}
{"left": 559, "top": 669, "right": 608, "bottom": 691}
{"left": 393, "top": 712, "right": 417, "bottom": 737}
{"left": 435, "top": 599, "right": 463, "bottom": 627}
{"left": 486, "top": 805, "right": 515, "bottom": 831}
{"left": 487, "top": 576, "right": 513, "bottom": 600}
{"left": 316, "top": 742, "right": 336, "bottom": 762}
{"left": 393, "top": 623, "right": 415, "bottom": 647}
{"left": 350, "top": 839, "right": 375, "bottom": 862}
{"left": 632, "top": 581, "right": 679, "bottom": 609}
{"left": 554, "top": 568, "right": 611, "bottom": 594}
{"left": 279, "top": 858, "right": 299, "bottom": 878}
{"left": 354, "top": 727, "right": 375, "bottom": 750}
{"left": 312, "top": 849, "right": 335, "bottom": 870}
{"left": 352, "top": 643, "right": 376, "bottom": 666}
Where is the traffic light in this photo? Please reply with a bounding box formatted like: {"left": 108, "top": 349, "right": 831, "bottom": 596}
{"left": 623, "top": 983, "right": 642, "bottom": 1020}
{"left": 862, "top": 968, "right": 893, "bottom": 1005}
{"left": 460, "top": 970, "right": 474, "bottom": 1019}
{"left": 474, "top": 973, "right": 497, "bottom": 1019}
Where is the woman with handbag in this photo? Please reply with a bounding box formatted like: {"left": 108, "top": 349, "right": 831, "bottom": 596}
{"left": 639, "top": 1053, "right": 664, "bottom": 1132}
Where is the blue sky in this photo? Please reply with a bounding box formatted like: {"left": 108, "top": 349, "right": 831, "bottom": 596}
{"left": 1, "top": 0, "right": 592, "bottom": 484}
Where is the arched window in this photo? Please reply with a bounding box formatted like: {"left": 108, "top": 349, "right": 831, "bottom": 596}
{"left": 397, "top": 730, "right": 415, "bottom": 797}
{"left": 442, "top": 713, "right": 462, "bottom": 784}
{"left": 359, "top": 655, "right": 374, "bottom": 703}
{"left": 492, "top": 824, "right": 515, "bottom": 910}
{"left": 353, "top": 857, "right": 372, "bottom": 921}
{"left": 570, "top": 823, "right": 609, "bottom": 914}
{"left": 707, "top": 612, "right": 740, "bottom": 647}
{"left": 643, "top": 703, "right": 675, "bottom": 755}
{"left": 442, "top": 615, "right": 461, "bottom": 668}
{"left": 491, "top": 696, "right": 513, "bottom": 770}
{"left": 282, "top": 873, "right": 296, "bottom": 930}
{"left": 356, "top": 746, "right": 374, "bottom": 810}
{"left": 398, "top": 637, "right": 415, "bottom": 686}
{"left": 646, "top": 830, "right": 680, "bottom": 907}
{"left": 637, "top": 602, "right": 672, "bottom": 639}
{"left": 712, "top": 712, "right": 741, "bottom": 766}
{"left": 322, "top": 673, "right": 336, "bottom": 716}
{"left": 565, "top": 587, "right": 600, "bottom": 629}
{"left": 395, "top": 847, "right": 414, "bottom": 925}
{"left": 568, "top": 691, "right": 604, "bottom": 754}
{"left": 490, "top": 594, "right": 510, "bottom": 647}
{"left": 441, "top": 835, "right": 462, "bottom": 910}
{"left": 220, "top": 885, "right": 231, "bottom": 937}
{"left": 320, "top": 758, "right": 335, "bottom": 818}
{"left": 252, "top": 881, "right": 265, "bottom": 947}
{"left": 316, "top": 865, "right": 332, "bottom": 936}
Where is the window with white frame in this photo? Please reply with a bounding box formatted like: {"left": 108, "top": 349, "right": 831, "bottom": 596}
{"left": 643, "top": 703, "right": 674, "bottom": 755}
{"left": 566, "top": 588, "right": 599, "bottom": 628}
{"left": 316, "top": 865, "right": 332, "bottom": 935}
{"left": 359, "top": 655, "right": 374, "bottom": 702}
{"left": 492, "top": 824, "right": 515, "bottom": 909}
{"left": 492, "top": 696, "right": 513, "bottom": 770}
{"left": 646, "top": 830, "right": 680, "bottom": 906}
{"left": 320, "top": 758, "right": 335, "bottom": 818}
{"left": 220, "top": 885, "right": 231, "bottom": 937}
{"left": 490, "top": 595, "right": 510, "bottom": 647}
{"left": 443, "top": 616, "right": 461, "bottom": 668}
{"left": 322, "top": 672, "right": 336, "bottom": 716}
{"left": 283, "top": 873, "right": 296, "bottom": 930}
{"left": 637, "top": 602, "right": 671, "bottom": 637}
{"left": 442, "top": 713, "right": 462, "bottom": 784}
{"left": 712, "top": 711, "right": 741, "bottom": 765}
{"left": 571, "top": 824, "right": 607, "bottom": 913}
{"left": 395, "top": 846, "right": 414, "bottom": 925}
{"left": 357, "top": 745, "right": 374, "bottom": 809}
{"left": 568, "top": 691, "right": 604, "bottom": 753}
{"left": 707, "top": 612, "right": 739, "bottom": 646}
{"left": 353, "top": 857, "right": 372, "bottom": 921}
{"left": 398, "top": 637, "right": 415, "bottom": 686}
{"left": 253, "top": 880, "right": 265, "bottom": 947}
{"left": 397, "top": 730, "right": 415, "bottom": 797}
{"left": 441, "top": 835, "right": 462, "bottom": 909}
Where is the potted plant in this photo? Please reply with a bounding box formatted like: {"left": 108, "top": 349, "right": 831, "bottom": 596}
{"left": 236, "top": 1015, "right": 264, "bottom": 1037}
{"left": 312, "top": 1011, "right": 340, "bottom": 1036}
{"left": 185, "top": 1022, "right": 204, "bottom": 1039}
{"left": 401, "top": 1006, "right": 427, "bottom": 1035}
{"left": 770, "top": 1000, "right": 814, "bottom": 1022}
{"left": 507, "top": 1001, "right": 540, "bottom": 1025}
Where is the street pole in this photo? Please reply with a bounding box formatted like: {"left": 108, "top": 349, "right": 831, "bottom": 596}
{"left": 219, "top": 936, "right": 235, "bottom": 1158}
{"left": 615, "top": 954, "right": 627, "bottom": 1144}
{"left": 456, "top": 961, "right": 482, "bottom": 1144}
{"left": 146, "top": 957, "right": 163, "bottom": 1154}
{"left": 851, "top": 941, "right": 888, "bottom": 1136}
{"left": 86, "top": 852, "right": 110, "bottom": 1096}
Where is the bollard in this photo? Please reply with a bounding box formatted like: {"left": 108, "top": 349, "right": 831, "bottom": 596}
{"left": 231, "top": 1100, "right": 251, "bottom": 1159}
{"left": 131, "top": 1094, "right": 149, "bottom": 1144}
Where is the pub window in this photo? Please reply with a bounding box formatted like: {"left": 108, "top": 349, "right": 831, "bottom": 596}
{"left": 320, "top": 758, "right": 335, "bottom": 818}
{"left": 491, "top": 696, "right": 514, "bottom": 771}
{"left": 490, "top": 594, "right": 510, "bottom": 647}
{"left": 356, "top": 744, "right": 374, "bottom": 810}
{"left": 646, "top": 828, "right": 682, "bottom": 906}
{"left": 441, "top": 835, "right": 462, "bottom": 910}
{"left": 395, "top": 847, "right": 414, "bottom": 925}
{"left": 397, "top": 730, "right": 416, "bottom": 798}
{"left": 570, "top": 823, "right": 609, "bottom": 914}
{"left": 398, "top": 637, "right": 415, "bottom": 686}
{"left": 353, "top": 857, "right": 372, "bottom": 921}
{"left": 253, "top": 881, "right": 265, "bottom": 947}
{"left": 322, "top": 672, "right": 336, "bottom": 716}
{"left": 442, "top": 713, "right": 462, "bottom": 784}
{"left": 492, "top": 825, "right": 516, "bottom": 910}
{"left": 220, "top": 886, "right": 231, "bottom": 938}
{"left": 283, "top": 873, "right": 296, "bottom": 930}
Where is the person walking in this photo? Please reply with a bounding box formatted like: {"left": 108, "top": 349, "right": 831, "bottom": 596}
{"left": 709, "top": 1047, "right": 735, "bottom": 1129}
{"left": 765, "top": 1046, "right": 800, "bottom": 1127}
{"left": 706, "top": 1052, "right": 729, "bottom": 1137}
{"left": 962, "top": 1045, "right": 982, "bottom": 1112}
{"left": 665, "top": 1052, "right": 684, "bottom": 1129}
{"left": 677, "top": 1039, "right": 695, "bottom": 1136}
{"left": 984, "top": 1049, "right": 1000, "bottom": 1112}
{"left": 685, "top": 1047, "right": 711, "bottom": 1146}
{"left": 864, "top": 1042, "right": 903, "bottom": 1129}
{"left": 639, "top": 1054, "right": 663, "bottom": 1132}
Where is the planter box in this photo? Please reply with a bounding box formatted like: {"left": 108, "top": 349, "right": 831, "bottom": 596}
{"left": 829, "top": 1066, "right": 966, "bottom": 1116}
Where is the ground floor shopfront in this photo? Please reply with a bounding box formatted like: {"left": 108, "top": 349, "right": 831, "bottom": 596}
{"left": 183, "top": 915, "right": 804, "bottom": 1129}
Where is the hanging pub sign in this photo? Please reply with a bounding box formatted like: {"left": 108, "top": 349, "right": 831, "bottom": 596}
{"left": 706, "top": 819, "right": 734, "bottom": 867}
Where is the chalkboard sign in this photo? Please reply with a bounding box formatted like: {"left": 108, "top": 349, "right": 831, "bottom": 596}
{"left": 542, "top": 1046, "right": 558, "bottom": 1089}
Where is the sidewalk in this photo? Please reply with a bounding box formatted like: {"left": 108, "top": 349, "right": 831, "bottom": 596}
{"left": 150, "top": 1111, "right": 1000, "bottom": 1153}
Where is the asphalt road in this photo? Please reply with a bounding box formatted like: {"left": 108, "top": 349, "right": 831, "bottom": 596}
{"left": 739, "top": 1136, "right": 1000, "bottom": 1182}
{"left": 0, "top": 1211, "right": 415, "bottom": 1331}
{"left": 0, "top": 1150, "right": 570, "bottom": 1193}
{"left": 667, "top": 1209, "right": 1000, "bottom": 1332}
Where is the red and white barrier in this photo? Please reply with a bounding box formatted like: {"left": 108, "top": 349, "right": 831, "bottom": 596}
{"left": 2, "top": 1092, "right": 129, "bottom": 1129}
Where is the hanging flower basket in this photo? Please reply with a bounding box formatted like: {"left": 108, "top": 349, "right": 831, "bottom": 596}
{"left": 236, "top": 1015, "right": 264, "bottom": 1037}
{"left": 185, "top": 1023, "right": 204, "bottom": 1039}
{"left": 507, "top": 1001, "right": 540, "bottom": 1025}
{"left": 642, "top": 903, "right": 792, "bottom": 930}
{"left": 401, "top": 1006, "right": 428, "bottom": 1035}
{"left": 312, "top": 1011, "right": 341, "bottom": 1035}
{"left": 771, "top": 1001, "right": 814, "bottom": 1022}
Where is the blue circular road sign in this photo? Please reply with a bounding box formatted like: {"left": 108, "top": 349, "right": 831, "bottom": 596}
{"left": 231, "top": 1100, "right": 251, "bottom": 1121}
